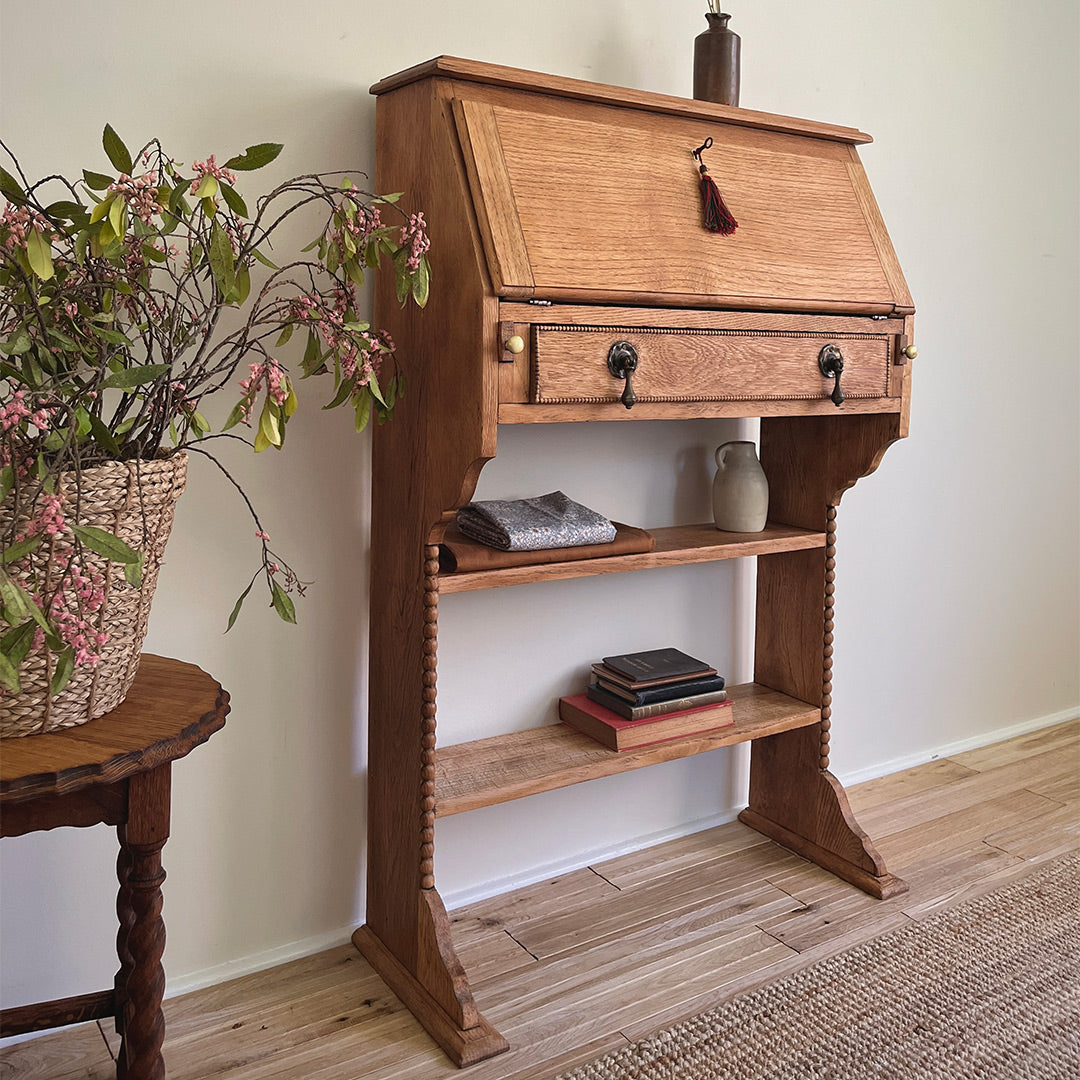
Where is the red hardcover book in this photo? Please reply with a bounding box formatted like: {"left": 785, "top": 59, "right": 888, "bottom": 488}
{"left": 558, "top": 693, "right": 734, "bottom": 752}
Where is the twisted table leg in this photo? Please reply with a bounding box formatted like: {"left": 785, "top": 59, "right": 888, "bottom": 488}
{"left": 116, "top": 765, "right": 171, "bottom": 1080}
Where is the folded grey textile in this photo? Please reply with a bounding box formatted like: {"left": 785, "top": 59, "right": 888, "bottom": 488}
{"left": 456, "top": 491, "right": 617, "bottom": 551}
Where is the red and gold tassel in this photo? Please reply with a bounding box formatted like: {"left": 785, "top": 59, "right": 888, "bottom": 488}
{"left": 692, "top": 138, "right": 738, "bottom": 235}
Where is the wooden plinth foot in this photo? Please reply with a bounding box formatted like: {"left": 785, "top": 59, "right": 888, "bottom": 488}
{"left": 739, "top": 806, "right": 908, "bottom": 899}
{"left": 352, "top": 925, "right": 509, "bottom": 1068}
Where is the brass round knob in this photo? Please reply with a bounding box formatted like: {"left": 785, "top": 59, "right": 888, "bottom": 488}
{"left": 505, "top": 335, "right": 525, "bottom": 355}
{"left": 902, "top": 344, "right": 918, "bottom": 359}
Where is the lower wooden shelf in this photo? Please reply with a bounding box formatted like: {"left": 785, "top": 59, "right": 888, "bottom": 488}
{"left": 435, "top": 682, "right": 820, "bottom": 816}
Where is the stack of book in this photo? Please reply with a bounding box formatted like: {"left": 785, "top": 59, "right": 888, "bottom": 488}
{"left": 558, "top": 647, "right": 734, "bottom": 751}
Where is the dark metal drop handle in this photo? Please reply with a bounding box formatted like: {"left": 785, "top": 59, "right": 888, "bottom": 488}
{"left": 607, "top": 341, "right": 639, "bottom": 409}
{"left": 818, "top": 344, "right": 845, "bottom": 407}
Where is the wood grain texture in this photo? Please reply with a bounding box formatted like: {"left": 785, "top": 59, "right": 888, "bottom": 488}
{"left": 3, "top": 722, "right": 1073, "bottom": 1080}
{"left": 466, "top": 98, "right": 897, "bottom": 309}
{"left": 360, "top": 57, "right": 915, "bottom": 1067}
{"left": 363, "top": 75, "right": 502, "bottom": 1060}
{"left": 351, "top": 927, "right": 509, "bottom": 1068}
{"left": 371, "top": 56, "right": 874, "bottom": 145}
{"left": 435, "top": 683, "right": 820, "bottom": 816}
{"left": 452, "top": 100, "right": 533, "bottom": 292}
{"left": 1, "top": 657, "right": 225, "bottom": 1077}
{"left": 498, "top": 395, "right": 904, "bottom": 425}
{"left": 531, "top": 326, "right": 891, "bottom": 404}
{"left": 500, "top": 303, "right": 905, "bottom": 336}
{"left": 438, "top": 522, "right": 826, "bottom": 593}
{"left": 0, "top": 654, "right": 228, "bottom": 804}
{"left": 0, "top": 991, "right": 115, "bottom": 1038}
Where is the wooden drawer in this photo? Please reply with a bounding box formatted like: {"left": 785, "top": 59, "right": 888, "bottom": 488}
{"left": 529, "top": 324, "right": 892, "bottom": 404}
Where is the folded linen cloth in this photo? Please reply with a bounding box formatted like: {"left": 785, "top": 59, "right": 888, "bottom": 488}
{"left": 455, "top": 491, "right": 616, "bottom": 551}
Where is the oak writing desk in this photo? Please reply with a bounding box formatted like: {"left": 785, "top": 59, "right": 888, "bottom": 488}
{"left": 0, "top": 655, "right": 229, "bottom": 1080}
{"left": 356, "top": 57, "right": 916, "bottom": 1065}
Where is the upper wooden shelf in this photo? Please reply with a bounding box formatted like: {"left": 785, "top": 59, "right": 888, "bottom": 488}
{"left": 438, "top": 521, "right": 826, "bottom": 594}
{"left": 435, "top": 682, "right": 820, "bottom": 816}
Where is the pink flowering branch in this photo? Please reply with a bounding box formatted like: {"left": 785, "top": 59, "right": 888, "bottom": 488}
{"left": 0, "top": 124, "right": 430, "bottom": 692}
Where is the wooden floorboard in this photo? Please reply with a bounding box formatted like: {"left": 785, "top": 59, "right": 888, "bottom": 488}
{"left": 2, "top": 717, "right": 1077, "bottom": 1080}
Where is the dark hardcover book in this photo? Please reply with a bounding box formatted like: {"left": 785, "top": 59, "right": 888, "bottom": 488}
{"left": 593, "top": 660, "right": 718, "bottom": 691}
{"left": 595, "top": 672, "right": 727, "bottom": 706}
{"left": 586, "top": 683, "right": 729, "bottom": 721}
{"left": 601, "top": 647, "right": 713, "bottom": 686}
{"left": 559, "top": 693, "right": 735, "bottom": 751}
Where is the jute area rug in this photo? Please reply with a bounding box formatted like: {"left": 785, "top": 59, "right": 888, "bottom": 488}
{"left": 559, "top": 851, "right": 1080, "bottom": 1080}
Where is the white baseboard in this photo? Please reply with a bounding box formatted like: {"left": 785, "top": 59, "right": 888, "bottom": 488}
{"left": 163, "top": 924, "right": 357, "bottom": 999}
{"left": 27, "top": 702, "right": 1065, "bottom": 1018}
{"left": 834, "top": 705, "right": 1079, "bottom": 788}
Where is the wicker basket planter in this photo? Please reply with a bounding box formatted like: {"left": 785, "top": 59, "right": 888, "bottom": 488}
{"left": 0, "top": 452, "right": 187, "bottom": 737}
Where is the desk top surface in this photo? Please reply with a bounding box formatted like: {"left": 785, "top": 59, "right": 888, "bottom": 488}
{"left": 0, "top": 655, "right": 228, "bottom": 802}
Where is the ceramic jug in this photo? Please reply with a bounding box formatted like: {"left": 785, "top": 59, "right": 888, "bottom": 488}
{"left": 712, "top": 441, "right": 768, "bottom": 532}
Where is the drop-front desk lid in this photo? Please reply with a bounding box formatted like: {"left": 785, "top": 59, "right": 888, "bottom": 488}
{"left": 372, "top": 56, "right": 913, "bottom": 316}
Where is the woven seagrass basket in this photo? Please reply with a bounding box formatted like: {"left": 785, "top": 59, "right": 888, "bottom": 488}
{"left": 0, "top": 452, "right": 187, "bottom": 737}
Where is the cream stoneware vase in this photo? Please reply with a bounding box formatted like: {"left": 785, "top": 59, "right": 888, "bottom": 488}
{"left": 712, "top": 440, "right": 768, "bottom": 532}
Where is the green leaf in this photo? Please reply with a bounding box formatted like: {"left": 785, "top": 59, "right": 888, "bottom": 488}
{"left": 0, "top": 465, "right": 13, "bottom": 504}
{"left": 208, "top": 219, "right": 236, "bottom": 301}
{"left": 87, "top": 412, "right": 121, "bottom": 456}
{"left": 1, "top": 536, "right": 43, "bottom": 564}
{"left": 222, "top": 401, "right": 247, "bottom": 432}
{"left": 50, "top": 646, "right": 75, "bottom": 696}
{"left": 193, "top": 173, "right": 219, "bottom": 200}
{"left": 102, "top": 124, "right": 134, "bottom": 175}
{"left": 301, "top": 330, "right": 322, "bottom": 376}
{"left": 323, "top": 377, "right": 353, "bottom": 411}
{"left": 99, "top": 363, "right": 170, "bottom": 389}
{"left": 270, "top": 579, "right": 296, "bottom": 623}
{"left": 233, "top": 263, "right": 251, "bottom": 305}
{"left": 258, "top": 398, "right": 281, "bottom": 449}
{"left": 354, "top": 393, "right": 371, "bottom": 432}
{"left": 253, "top": 420, "right": 272, "bottom": 453}
{"left": 45, "top": 199, "right": 88, "bottom": 224}
{"left": 25, "top": 228, "right": 54, "bottom": 280}
{"left": 0, "top": 650, "right": 19, "bottom": 693}
{"left": 412, "top": 255, "right": 430, "bottom": 308}
{"left": 275, "top": 323, "right": 294, "bottom": 348}
{"left": 367, "top": 372, "right": 387, "bottom": 407}
{"left": 89, "top": 196, "right": 112, "bottom": 224}
{"left": 344, "top": 257, "right": 365, "bottom": 288}
{"left": 1, "top": 331, "right": 32, "bottom": 356}
{"left": 223, "top": 142, "right": 283, "bottom": 171}
{"left": 0, "top": 571, "right": 48, "bottom": 631}
{"left": 108, "top": 195, "right": 125, "bottom": 238}
{"left": 375, "top": 192, "right": 403, "bottom": 204}
{"left": 82, "top": 169, "right": 114, "bottom": 191}
{"left": 1, "top": 621, "right": 36, "bottom": 683}
{"left": 219, "top": 182, "right": 248, "bottom": 217}
{"left": 250, "top": 247, "right": 279, "bottom": 270}
{"left": 90, "top": 324, "right": 130, "bottom": 347}
{"left": 225, "top": 578, "right": 254, "bottom": 632}
{"left": 124, "top": 553, "right": 144, "bottom": 588}
{"left": 0, "top": 166, "right": 26, "bottom": 205}
{"left": 70, "top": 525, "right": 141, "bottom": 564}
{"left": 141, "top": 242, "right": 168, "bottom": 262}
{"left": 168, "top": 184, "right": 191, "bottom": 215}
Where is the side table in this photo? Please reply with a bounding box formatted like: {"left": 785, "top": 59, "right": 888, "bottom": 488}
{"left": 0, "top": 654, "right": 229, "bottom": 1080}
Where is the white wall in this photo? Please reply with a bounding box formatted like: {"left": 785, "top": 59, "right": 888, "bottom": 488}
{"left": 2, "top": 0, "right": 1077, "bottom": 1010}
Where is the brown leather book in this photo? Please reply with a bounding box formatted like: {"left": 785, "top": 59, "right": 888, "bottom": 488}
{"left": 438, "top": 520, "right": 654, "bottom": 574}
